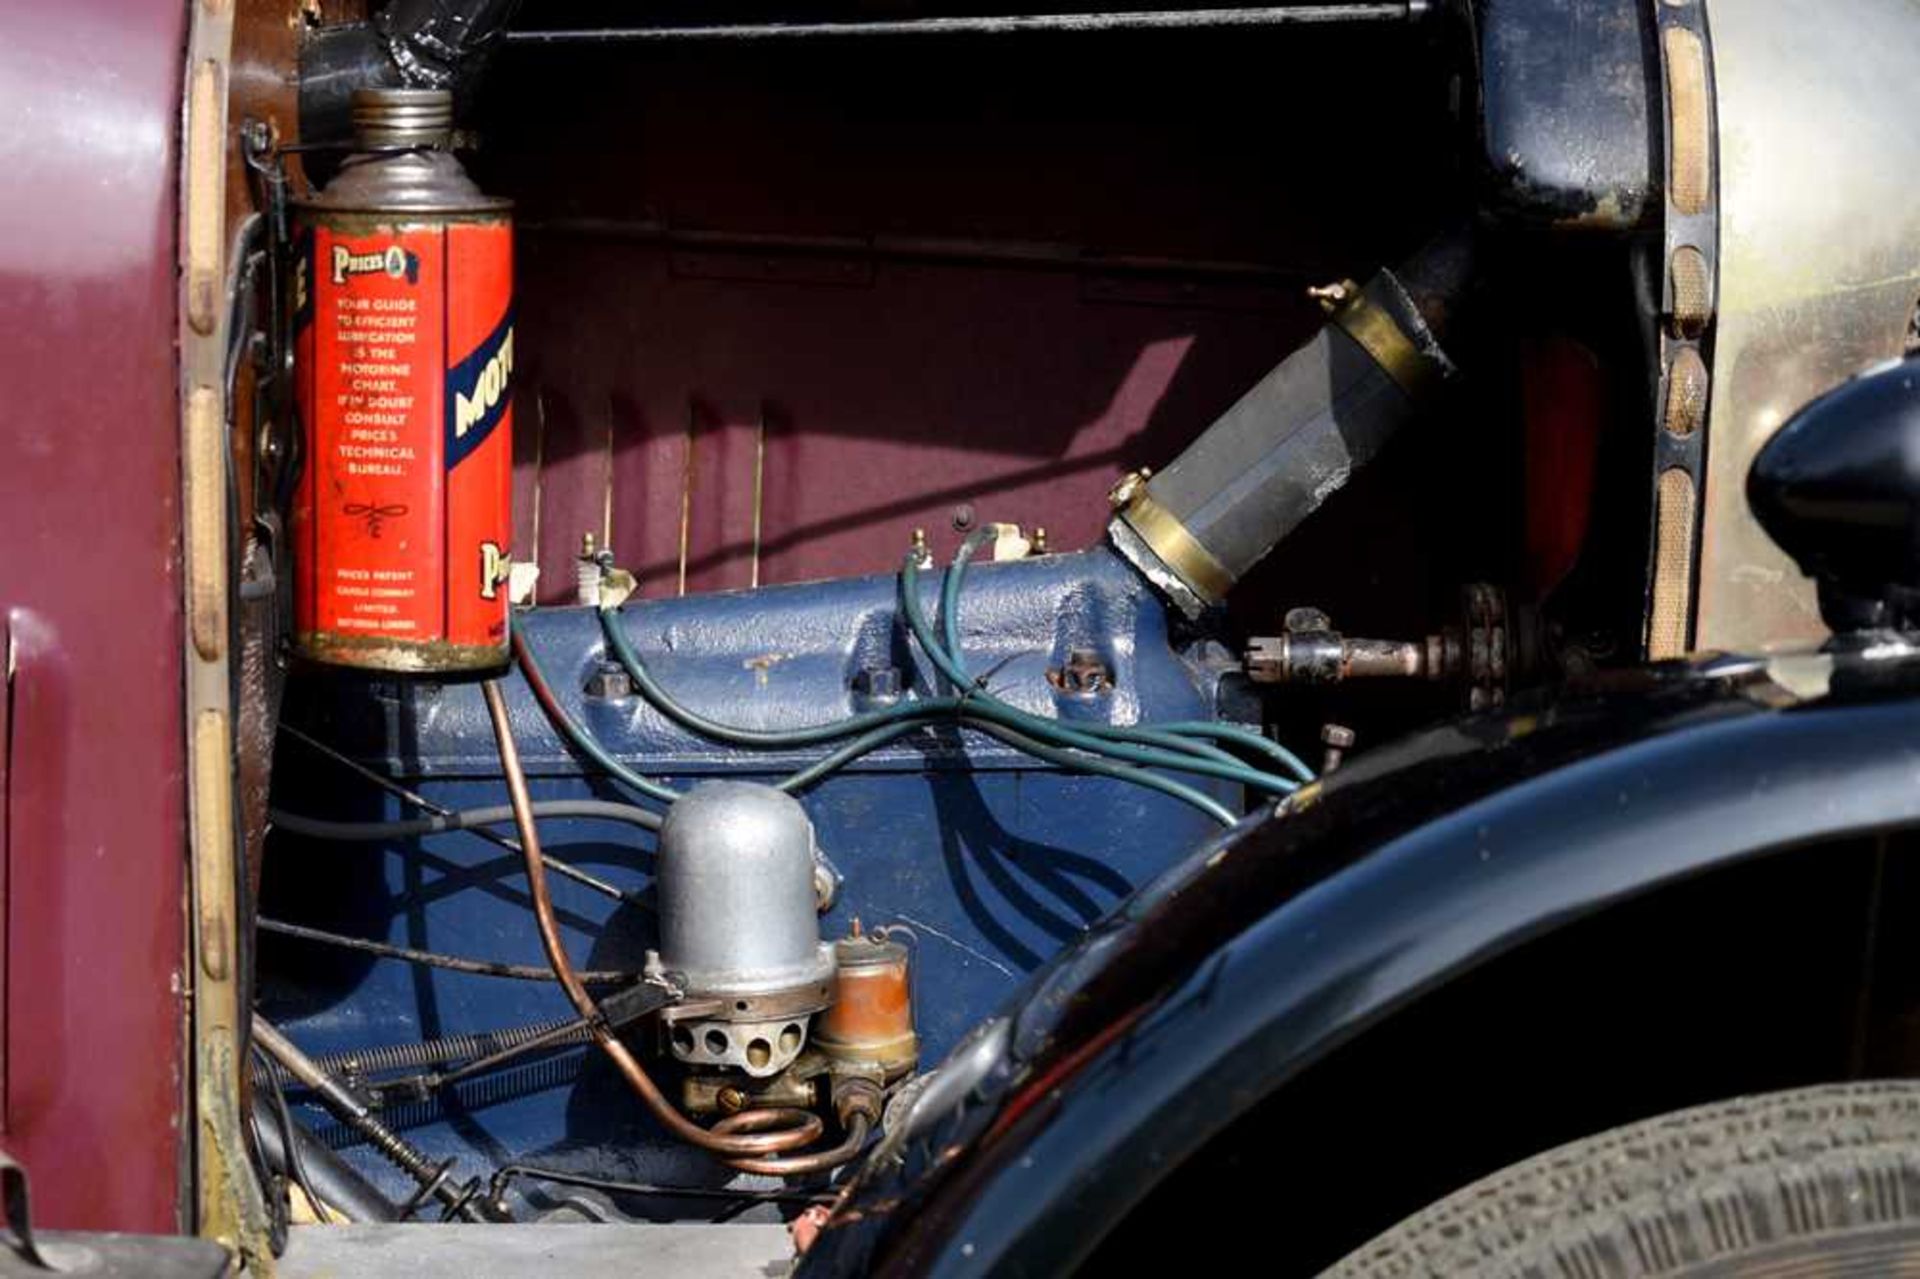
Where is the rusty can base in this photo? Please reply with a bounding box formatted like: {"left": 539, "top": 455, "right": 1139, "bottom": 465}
{"left": 295, "top": 630, "right": 508, "bottom": 676}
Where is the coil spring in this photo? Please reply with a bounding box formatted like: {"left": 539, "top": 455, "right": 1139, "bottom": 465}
{"left": 255, "top": 1016, "right": 587, "bottom": 1092}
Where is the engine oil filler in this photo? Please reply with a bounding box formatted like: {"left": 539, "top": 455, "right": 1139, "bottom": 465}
{"left": 293, "top": 88, "right": 513, "bottom": 672}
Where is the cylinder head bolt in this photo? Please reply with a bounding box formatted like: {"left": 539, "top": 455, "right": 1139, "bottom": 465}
{"left": 654, "top": 783, "right": 836, "bottom": 1078}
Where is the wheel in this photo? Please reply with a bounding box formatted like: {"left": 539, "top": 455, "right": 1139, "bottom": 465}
{"left": 1323, "top": 1081, "right": 1920, "bottom": 1278}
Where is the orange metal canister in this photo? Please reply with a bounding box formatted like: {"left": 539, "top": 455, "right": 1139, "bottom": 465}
{"left": 293, "top": 88, "right": 513, "bottom": 673}
{"left": 814, "top": 933, "right": 919, "bottom": 1080}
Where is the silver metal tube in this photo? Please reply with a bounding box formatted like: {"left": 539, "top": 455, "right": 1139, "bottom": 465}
{"left": 505, "top": 5, "right": 1424, "bottom": 45}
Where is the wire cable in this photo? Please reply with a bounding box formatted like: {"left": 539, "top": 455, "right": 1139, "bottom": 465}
{"left": 596, "top": 605, "right": 964, "bottom": 748}
{"left": 279, "top": 724, "right": 636, "bottom": 904}
{"left": 1143, "top": 719, "right": 1316, "bottom": 783}
{"left": 965, "top": 719, "right": 1236, "bottom": 825}
{"left": 899, "top": 553, "right": 1296, "bottom": 796}
{"left": 600, "top": 605, "right": 1233, "bottom": 823}
{"left": 938, "top": 534, "right": 1248, "bottom": 771}
{"left": 258, "top": 917, "right": 642, "bottom": 985}
{"left": 254, "top": 1043, "right": 328, "bottom": 1225}
{"left": 603, "top": 585, "right": 1287, "bottom": 797}
{"left": 488, "top": 1163, "right": 833, "bottom": 1209}
{"left": 938, "top": 534, "right": 1314, "bottom": 785}
{"left": 511, "top": 620, "right": 682, "bottom": 804}
{"left": 773, "top": 719, "right": 925, "bottom": 793}
{"left": 271, "top": 797, "right": 663, "bottom": 840}
{"left": 517, "top": 618, "right": 941, "bottom": 796}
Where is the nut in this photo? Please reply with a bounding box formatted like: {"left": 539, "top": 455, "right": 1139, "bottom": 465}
{"left": 1107, "top": 469, "right": 1152, "bottom": 510}
{"left": 1284, "top": 606, "right": 1332, "bottom": 634}
{"left": 1047, "top": 647, "right": 1114, "bottom": 696}
{"left": 583, "top": 660, "right": 634, "bottom": 700}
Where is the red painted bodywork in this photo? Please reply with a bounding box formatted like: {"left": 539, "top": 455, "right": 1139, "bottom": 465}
{"left": 0, "top": 0, "right": 188, "bottom": 1232}
{"left": 484, "top": 33, "right": 1451, "bottom": 602}
{"left": 515, "top": 241, "right": 1306, "bottom": 600}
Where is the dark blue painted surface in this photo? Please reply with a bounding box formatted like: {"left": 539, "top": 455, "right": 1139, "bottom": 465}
{"left": 259, "top": 549, "right": 1245, "bottom": 1204}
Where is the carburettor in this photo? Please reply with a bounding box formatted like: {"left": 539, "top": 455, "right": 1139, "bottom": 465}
{"left": 651, "top": 782, "right": 836, "bottom": 1078}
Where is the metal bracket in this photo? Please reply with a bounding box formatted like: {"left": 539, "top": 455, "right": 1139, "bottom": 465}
{"left": 0, "top": 1151, "right": 225, "bottom": 1275}
{"left": 0, "top": 1153, "right": 80, "bottom": 1272}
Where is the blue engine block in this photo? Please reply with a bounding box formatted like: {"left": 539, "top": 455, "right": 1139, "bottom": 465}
{"left": 260, "top": 548, "right": 1249, "bottom": 1207}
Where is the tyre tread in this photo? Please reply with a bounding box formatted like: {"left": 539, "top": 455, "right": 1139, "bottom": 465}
{"left": 1322, "top": 1082, "right": 1920, "bottom": 1279}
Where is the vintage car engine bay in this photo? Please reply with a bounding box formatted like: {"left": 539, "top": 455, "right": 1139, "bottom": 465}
{"left": 170, "top": 0, "right": 1916, "bottom": 1266}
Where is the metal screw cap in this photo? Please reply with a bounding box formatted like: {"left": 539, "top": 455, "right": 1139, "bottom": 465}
{"left": 351, "top": 87, "right": 454, "bottom": 150}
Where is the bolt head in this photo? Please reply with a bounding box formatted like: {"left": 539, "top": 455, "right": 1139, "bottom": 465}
{"left": 584, "top": 661, "right": 634, "bottom": 700}
{"left": 1107, "top": 470, "right": 1151, "bottom": 510}
{"left": 851, "top": 666, "right": 902, "bottom": 704}
{"left": 1320, "top": 723, "right": 1356, "bottom": 749}
{"left": 1307, "top": 279, "right": 1359, "bottom": 314}
{"left": 1049, "top": 648, "right": 1114, "bottom": 696}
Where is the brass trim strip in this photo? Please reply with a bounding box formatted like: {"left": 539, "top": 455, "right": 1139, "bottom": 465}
{"left": 1663, "top": 347, "right": 1709, "bottom": 437}
{"left": 1649, "top": 468, "right": 1698, "bottom": 659}
{"left": 1668, "top": 245, "right": 1711, "bottom": 338}
{"left": 1120, "top": 489, "right": 1234, "bottom": 604}
{"left": 193, "top": 710, "right": 234, "bottom": 984}
{"left": 1329, "top": 293, "right": 1436, "bottom": 399}
{"left": 186, "top": 387, "right": 225, "bottom": 661}
{"left": 184, "top": 61, "right": 224, "bottom": 336}
{"left": 179, "top": 0, "right": 272, "bottom": 1264}
{"left": 1664, "top": 27, "right": 1711, "bottom": 215}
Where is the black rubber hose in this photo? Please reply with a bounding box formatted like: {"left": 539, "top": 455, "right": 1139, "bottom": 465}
{"left": 275, "top": 725, "right": 639, "bottom": 906}
{"left": 270, "top": 798, "right": 663, "bottom": 840}
{"left": 248, "top": 1092, "right": 401, "bottom": 1223}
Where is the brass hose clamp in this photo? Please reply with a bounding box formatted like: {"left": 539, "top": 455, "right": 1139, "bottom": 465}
{"left": 1309, "top": 278, "right": 1439, "bottom": 399}
{"left": 1109, "top": 470, "right": 1234, "bottom": 606}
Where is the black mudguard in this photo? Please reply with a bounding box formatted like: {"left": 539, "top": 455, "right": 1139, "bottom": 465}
{"left": 803, "top": 653, "right": 1920, "bottom": 1277}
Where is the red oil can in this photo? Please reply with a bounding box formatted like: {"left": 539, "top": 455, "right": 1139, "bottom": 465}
{"left": 293, "top": 88, "right": 513, "bottom": 673}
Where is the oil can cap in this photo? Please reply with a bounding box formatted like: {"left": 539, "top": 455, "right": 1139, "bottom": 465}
{"left": 351, "top": 87, "right": 453, "bottom": 151}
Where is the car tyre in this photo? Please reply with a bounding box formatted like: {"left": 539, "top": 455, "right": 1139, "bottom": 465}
{"left": 1324, "top": 1081, "right": 1920, "bottom": 1277}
